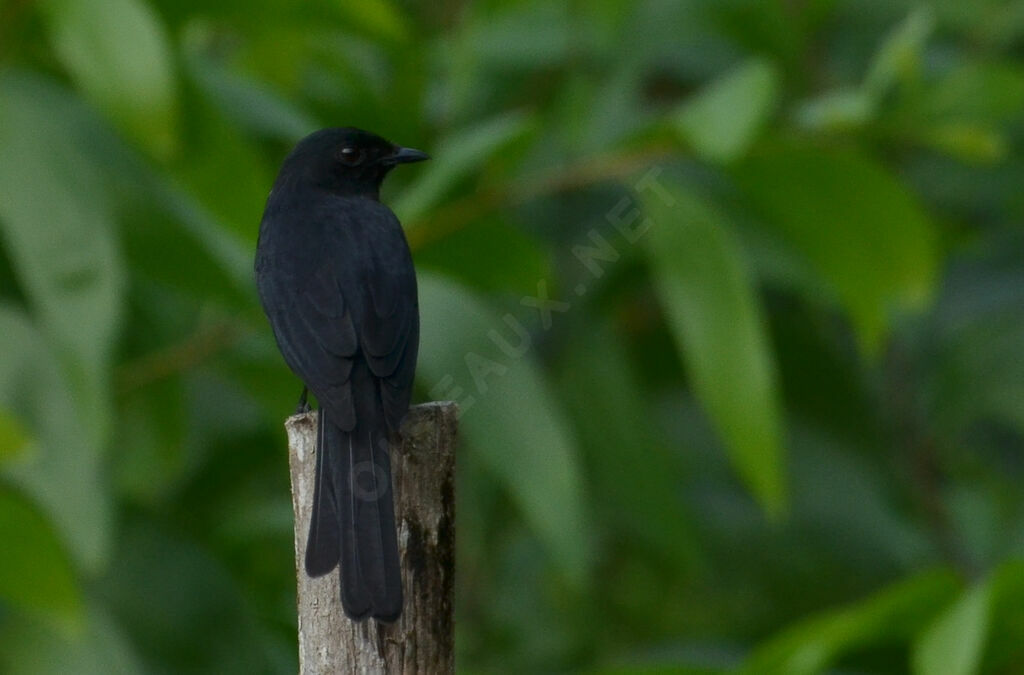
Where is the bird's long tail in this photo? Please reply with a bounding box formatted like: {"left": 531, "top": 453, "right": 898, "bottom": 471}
{"left": 305, "top": 388, "right": 402, "bottom": 622}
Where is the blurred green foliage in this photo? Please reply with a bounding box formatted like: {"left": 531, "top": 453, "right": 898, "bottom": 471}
{"left": 1, "top": 0, "right": 1023, "bottom": 672}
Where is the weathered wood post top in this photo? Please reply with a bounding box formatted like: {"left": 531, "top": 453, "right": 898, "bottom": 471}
{"left": 285, "top": 401, "right": 457, "bottom": 674}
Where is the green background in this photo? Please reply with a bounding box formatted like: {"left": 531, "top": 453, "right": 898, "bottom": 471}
{"left": 2, "top": 0, "right": 1024, "bottom": 672}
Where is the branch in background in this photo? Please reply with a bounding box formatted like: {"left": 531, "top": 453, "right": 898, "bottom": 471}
{"left": 886, "top": 342, "right": 975, "bottom": 577}
{"left": 405, "top": 145, "right": 676, "bottom": 251}
{"left": 116, "top": 319, "right": 242, "bottom": 395}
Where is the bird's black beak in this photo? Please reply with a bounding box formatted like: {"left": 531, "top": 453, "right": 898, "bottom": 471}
{"left": 388, "top": 146, "right": 430, "bottom": 165}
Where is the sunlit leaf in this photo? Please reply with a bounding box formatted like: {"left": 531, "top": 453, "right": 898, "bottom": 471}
{"left": 0, "top": 488, "right": 80, "bottom": 618}
{"left": 417, "top": 273, "right": 590, "bottom": 582}
{"left": 742, "top": 569, "right": 960, "bottom": 674}
{"left": 912, "top": 578, "right": 992, "bottom": 675}
{"left": 673, "top": 58, "right": 779, "bottom": 163}
{"left": 736, "top": 146, "right": 939, "bottom": 354}
{"left": 40, "top": 0, "right": 177, "bottom": 156}
{"left": 642, "top": 181, "right": 785, "bottom": 515}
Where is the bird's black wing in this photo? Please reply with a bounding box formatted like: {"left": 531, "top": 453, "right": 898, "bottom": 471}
{"left": 259, "top": 199, "right": 417, "bottom": 621}
{"left": 260, "top": 199, "right": 418, "bottom": 432}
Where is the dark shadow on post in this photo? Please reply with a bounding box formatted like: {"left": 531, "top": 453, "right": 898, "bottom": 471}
{"left": 285, "top": 401, "right": 457, "bottom": 674}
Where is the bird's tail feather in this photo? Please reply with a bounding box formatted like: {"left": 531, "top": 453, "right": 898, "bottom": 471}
{"left": 305, "top": 410, "right": 340, "bottom": 577}
{"left": 306, "top": 402, "right": 403, "bottom": 621}
{"left": 339, "top": 421, "right": 402, "bottom": 622}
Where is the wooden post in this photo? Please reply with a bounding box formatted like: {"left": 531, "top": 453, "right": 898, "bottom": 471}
{"left": 285, "top": 401, "right": 457, "bottom": 674}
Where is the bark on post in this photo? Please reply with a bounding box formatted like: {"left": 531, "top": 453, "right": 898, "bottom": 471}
{"left": 285, "top": 401, "right": 457, "bottom": 674}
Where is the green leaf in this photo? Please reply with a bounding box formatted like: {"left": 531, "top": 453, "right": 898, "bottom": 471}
{"left": 0, "top": 488, "right": 81, "bottom": 618}
{"left": 414, "top": 218, "right": 551, "bottom": 296}
{"left": 742, "top": 569, "right": 960, "bottom": 675}
{"left": 592, "top": 664, "right": 726, "bottom": 675}
{"left": 735, "top": 146, "right": 939, "bottom": 354}
{"left": 118, "top": 201, "right": 252, "bottom": 310}
{"left": 789, "top": 429, "right": 933, "bottom": 571}
{"left": 863, "top": 7, "right": 935, "bottom": 99}
{"left": 41, "top": 0, "right": 177, "bottom": 157}
{"left": 467, "top": 2, "right": 573, "bottom": 69}
{"left": 921, "top": 123, "right": 1007, "bottom": 164}
{"left": 911, "top": 61, "right": 1024, "bottom": 163}
{"left": 557, "top": 58, "right": 647, "bottom": 154}
{"left": 923, "top": 232, "right": 1024, "bottom": 438}
{"left": 0, "top": 72, "right": 124, "bottom": 445}
{"left": 0, "top": 409, "right": 32, "bottom": 465}
{"left": 924, "top": 62, "right": 1024, "bottom": 124}
{"left": 794, "top": 88, "right": 876, "bottom": 132}
{"left": 111, "top": 376, "right": 187, "bottom": 504}
{"left": 396, "top": 111, "right": 533, "bottom": 225}
{"left": 182, "top": 30, "right": 318, "bottom": 142}
{"left": 147, "top": 176, "right": 257, "bottom": 299}
{"left": 0, "top": 306, "right": 112, "bottom": 573}
{"left": 93, "top": 524, "right": 275, "bottom": 672}
{"left": 673, "top": 58, "right": 780, "bottom": 163}
{"left": 642, "top": 182, "right": 785, "bottom": 515}
{"left": 554, "top": 321, "right": 696, "bottom": 569}
{"left": 336, "top": 0, "right": 410, "bottom": 42}
{"left": 417, "top": 273, "right": 590, "bottom": 582}
{"left": 986, "top": 561, "right": 1024, "bottom": 670}
{"left": 913, "top": 579, "right": 992, "bottom": 675}
{"left": 0, "top": 604, "right": 144, "bottom": 675}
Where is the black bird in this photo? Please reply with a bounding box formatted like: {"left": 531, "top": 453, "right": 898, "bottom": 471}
{"left": 255, "top": 128, "right": 427, "bottom": 622}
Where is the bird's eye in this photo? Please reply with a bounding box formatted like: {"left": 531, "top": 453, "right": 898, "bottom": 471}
{"left": 337, "top": 146, "right": 364, "bottom": 166}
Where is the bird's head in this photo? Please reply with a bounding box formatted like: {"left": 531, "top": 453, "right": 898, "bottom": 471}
{"left": 280, "top": 127, "right": 429, "bottom": 198}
